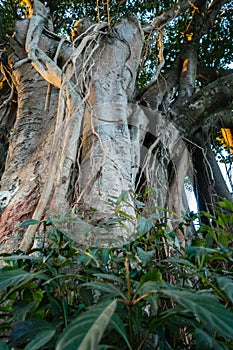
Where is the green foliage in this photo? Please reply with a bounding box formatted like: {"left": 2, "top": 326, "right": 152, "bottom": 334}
{"left": 0, "top": 198, "right": 233, "bottom": 349}
{"left": 0, "top": 0, "right": 232, "bottom": 78}
{"left": 56, "top": 300, "right": 117, "bottom": 350}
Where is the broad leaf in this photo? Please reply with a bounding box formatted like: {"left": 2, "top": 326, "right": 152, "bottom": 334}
{"left": 12, "top": 289, "right": 43, "bottom": 321}
{"left": 163, "top": 289, "right": 233, "bottom": 339}
{"left": 217, "top": 276, "right": 233, "bottom": 303}
{"left": 24, "top": 329, "right": 56, "bottom": 350}
{"left": 93, "top": 273, "right": 126, "bottom": 285}
{"left": 8, "top": 319, "right": 56, "bottom": 348}
{"left": 139, "top": 269, "right": 163, "bottom": 286}
{"left": 110, "top": 314, "right": 132, "bottom": 350}
{"left": 137, "top": 281, "right": 162, "bottom": 295}
{"left": 82, "top": 281, "right": 126, "bottom": 299}
{"left": 0, "top": 341, "right": 9, "bottom": 350}
{"left": 56, "top": 300, "right": 117, "bottom": 350}
{"left": 137, "top": 217, "right": 153, "bottom": 235}
{"left": 0, "top": 268, "right": 46, "bottom": 291}
{"left": 217, "top": 199, "right": 233, "bottom": 212}
{"left": 194, "top": 328, "right": 228, "bottom": 350}
{"left": 20, "top": 219, "right": 41, "bottom": 227}
{"left": 0, "top": 255, "right": 38, "bottom": 261}
{"left": 137, "top": 247, "right": 156, "bottom": 266}
{"left": 162, "top": 257, "right": 197, "bottom": 269}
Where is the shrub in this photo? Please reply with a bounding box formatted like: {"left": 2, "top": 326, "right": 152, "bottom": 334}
{"left": 0, "top": 198, "right": 233, "bottom": 349}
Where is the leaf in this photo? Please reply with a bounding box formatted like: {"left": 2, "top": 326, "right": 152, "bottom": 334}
{"left": 81, "top": 251, "right": 100, "bottom": 267}
{"left": 101, "top": 249, "right": 110, "bottom": 265}
{"left": 0, "top": 255, "right": 38, "bottom": 261}
{"left": 20, "top": 219, "right": 41, "bottom": 227}
{"left": 137, "top": 247, "right": 156, "bottom": 266}
{"left": 186, "top": 246, "right": 218, "bottom": 259}
{"left": 8, "top": 319, "right": 56, "bottom": 348}
{"left": 194, "top": 328, "right": 228, "bottom": 350}
{"left": 93, "top": 273, "right": 126, "bottom": 285}
{"left": 110, "top": 314, "right": 132, "bottom": 350}
{"left": 82, "top": 281, "right": 126, "bottom": 299}
{"left": 217, "top": 198, "right": 233, "bottom": 212}
{"left": 137, "top": 281, "right": 161, "bottom": 296}
{"left": 0, "top": 268, "right": 46, "bottom": 291}
{"left": 134, "top": 198, "right": 145, "bottom": 209}
{"left": 117, "top": 210, "right": 134, "bottom": 221}
{"left": 162, "top": 257, "right": 197, "bottom": 269}
{"left": 24, "top": 329, "right": 56, "bottom": 350}
{"left": 137, "top": 216, "right": 153, "bottom": 235}
{"left": 217, "top": 276, "right": 233, "bottom": 303}
{"left": 0, "top": 341, "right": 9, "bottom": 350}
{"left": 163, "top": 289, "right": 233, "bottom": 339}
{"left": 12, "top": 300, "right": 37, "bottom": 321}
{"left": 13, "top": 289, "right": 44, "bottom": 321}
{"left": 56, "top": 300, "right": 117, "bottom": 350}
{"left": 139, "top": 269, "right": 163, "bottom": 286}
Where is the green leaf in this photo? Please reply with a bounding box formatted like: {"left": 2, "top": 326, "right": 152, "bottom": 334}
{"left": 56, "top": 300, "right": 117, "bottom": 350}
{"left": 186, "top": 246, "right": 218, "bottom": 259}
{"left": 9, "top": 319, "right": 56, "bottom": 348}
{"left": 80, "top": 251, "right": 100, "bottom": 267}
{"left": 137, "top": 281, "right": 161, "bottom": 296}
{"left": 82, "top": 281, "right": 126, "bottom": 299}
{"left": 140, "top": 269, "right": 163, "bottom": 286}
{"left": 217, "top": 276, "right": 233, "bottom": 303}
{"left": 117, "top": 210, "right": 134, "bottom": 221}
{"left": 93, "top": 273, "right": 126, "bottom": 285}
{"left": 101, "top": 249, "right": 110, "bottom": 265}
{"left": 0, "top": 341, "right": 9, "bottom": 350}
{"left": 217, "top": 198, "right": 233, "bottom": 212}
{"left": 134, "top": 198, "right": 145, "bottom": 209}
{"left": 137, "top": 247, "right": 156, "bottom": 266}
{"left": 13, "top": 300, "right": 37, "bottom": 321}
{"left": 0, "top": 268, "right": 45, "bottom": 291}
{"left": 110, "top": 314, "right": 132, "bottom": 350}
{"left": 137, "top": 217, "right": 153, "bottom": 235}
{"left": 20, "top": 219, "right": 41, "bottom": 227}
{"left": 13, "top": 289, "right": 44, "bottom": 321}
{"left": 163, "top": 289, "right": 233, "bottom": 339}
{"left": 194, "top": 328, "right": 228, "bottom": 350}
{"left": 162, "top": 257, "right": 197, "bottom": 269}
{"left": 24, "top": 329, "right": 56, "bottom": 350}
{"left": 0, "top": 255, "right": 38, "bottom": 261}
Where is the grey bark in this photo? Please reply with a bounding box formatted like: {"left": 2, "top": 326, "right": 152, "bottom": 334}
{"left": 0, "top": 0, "right": 232, "bottom": 253}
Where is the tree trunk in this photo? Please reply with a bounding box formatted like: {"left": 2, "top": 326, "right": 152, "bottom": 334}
{"left": 0, "top": 9, "right": 151, "bottom": 251}
{"left": 0, "top": 0, "right": 232, "bottom": 252}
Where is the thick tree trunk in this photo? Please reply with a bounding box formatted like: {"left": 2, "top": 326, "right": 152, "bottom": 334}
{"left": 78, "top": 18, "right": 144, "bottom": 223}
{"left": 0, "top": 0, "right": 232, "bottom": 253}
{"left": 0, "top": 11, "right": 152, "bottom": 251}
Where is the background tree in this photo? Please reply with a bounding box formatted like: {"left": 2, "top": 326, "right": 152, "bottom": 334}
{"left": 0, "top": 0, "right": 232, "bottom": 252}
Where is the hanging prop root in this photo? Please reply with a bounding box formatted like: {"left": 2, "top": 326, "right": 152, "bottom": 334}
{"left": 19, "top": 9, "right": 109, "bottom": 252}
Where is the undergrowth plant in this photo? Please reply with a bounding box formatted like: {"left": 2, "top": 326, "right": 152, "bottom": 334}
{"left": 0, "top": 197, "right": 233, "bottom": 349}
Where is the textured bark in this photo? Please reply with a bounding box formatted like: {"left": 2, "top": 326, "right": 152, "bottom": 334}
{"left": 0, "top": 0, "right": 232, "bottom": 252}
{"left": 0, "top": 5, "right": 148, "bottom": 250}
{"left": 78, "top": 18, "right": 144, "bottom": 224}
{"left": 173, "top": 74, "right": 233, "bottom": 135}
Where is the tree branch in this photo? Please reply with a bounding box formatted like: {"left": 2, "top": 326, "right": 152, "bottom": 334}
{"left": 172, "top": 73, "right": 233, "bottom": 136}
{"left": 197, "top": 65, "right": 233, "bottom": 84}
{"left": 137, "top": 55, "right": 181, "bottom": 110}
{"left": 208, "top": 0, "right": 227, "bottom": 26}
{"left": 215, "top": 110, "right": 233, "bottom": 129}
{"left": 143, "top": 0, "right": 198, "bottom": 33}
